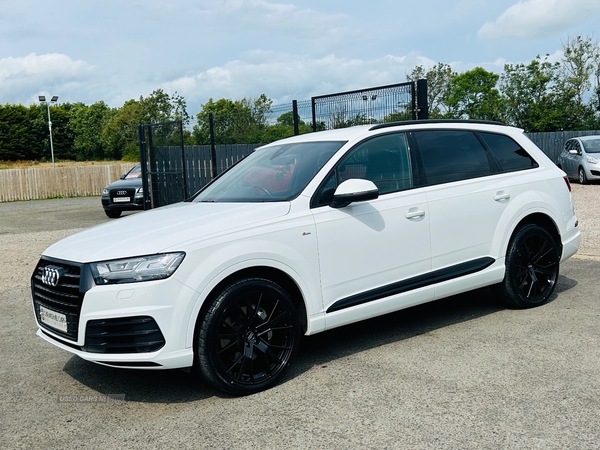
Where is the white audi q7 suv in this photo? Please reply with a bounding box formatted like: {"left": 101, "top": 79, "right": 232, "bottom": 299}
{"left": 32, "top": 120, "right": 580, "bottom": 395}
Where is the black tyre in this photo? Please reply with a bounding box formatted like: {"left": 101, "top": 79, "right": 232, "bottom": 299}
{"left": 104, "top": 209, "right": 122, "bottom": 219}
{"left": 578, "top": 167, "right": 588, "bottom": 185}
{"left": 197, "top": 278, "right": 301, "bottom": 395}
{"left": 501, "top": 224, "right": 560, "bottom": 308}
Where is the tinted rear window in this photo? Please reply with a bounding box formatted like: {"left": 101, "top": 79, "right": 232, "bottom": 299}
{"left": 414, "top": 130, "right": 492, "bottom": 185}
{"left": 479, "top": 132, "right": 538, "bottom": 172}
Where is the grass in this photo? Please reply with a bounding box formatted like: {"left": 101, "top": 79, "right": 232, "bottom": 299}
{"left": 0, "top": 160, "right": 124, "bottom": 170}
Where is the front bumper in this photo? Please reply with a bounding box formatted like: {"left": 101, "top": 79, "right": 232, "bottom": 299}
{"left": 32, "top": 258, "right": 198, "bottom": 369}
{"left": 102, "top": 195, "right": 144, "bottom": 211}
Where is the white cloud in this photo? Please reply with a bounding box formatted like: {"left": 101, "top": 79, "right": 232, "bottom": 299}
{"left": 0, "top": 53, "right": 95, "bottom": 105}
{"left": 163, "top": 51, "right": 435, "bottom": 112}
{"left": 478, "top": 0, "right": 600, "bottom": 39}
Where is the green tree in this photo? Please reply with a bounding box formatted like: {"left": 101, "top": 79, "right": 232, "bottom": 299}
{"left": 445, "top": 67, "right": 502, "bottom": 121}
{"left": 139, "top": 89, "right": 189, "bottom": 125}
{"left": 193, "top": 94, "right": 272, "bottom": 144}
{"left": 406, "top": 62, "right": 456, "bottom": 118}
{"left": 68, "top": 101, "right": 113, "bottom": 160}
{"left": 0, "top": 104, "right": 35, "bottom": 160}
{"left": 557, "top": 35, "right": 599, "bottom": 128}
{"left": 500, "top": 55, "right": 564, "bottom": 131}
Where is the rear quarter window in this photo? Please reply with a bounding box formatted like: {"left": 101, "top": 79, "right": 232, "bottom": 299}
{"left": 413, "top": 130, "right": 492, "bottom": 185}
{"left": 479, "top": 132, "right": 538, "bottom": 172}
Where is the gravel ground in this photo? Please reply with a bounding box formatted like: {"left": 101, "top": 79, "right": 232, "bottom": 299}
{"left": 570, "top": 183, "right": 600, "bottom": 259}
{"left": 0, "top": 185, "right": 598, "bottom": 450}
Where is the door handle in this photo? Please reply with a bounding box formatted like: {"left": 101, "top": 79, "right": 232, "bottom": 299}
{"left": 405, "top": 209, "right": 426, "bottom": 219}
{"left": 494, "top": 192, "right": 510, "bottom": 202}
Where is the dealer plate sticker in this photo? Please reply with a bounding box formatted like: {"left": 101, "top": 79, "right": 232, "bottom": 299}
{"left": 113, "top": 197, "right": 130, "bottom": 203}
{"left": 39, "top": 304, "right": 68, "bottom": 333}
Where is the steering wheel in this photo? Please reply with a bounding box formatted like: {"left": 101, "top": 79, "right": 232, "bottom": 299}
{"left": 252, "top": 185, "right": 273, "bottom": 197}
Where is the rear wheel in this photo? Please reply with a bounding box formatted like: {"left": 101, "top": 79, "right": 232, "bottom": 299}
{"left": 578, "top": 167, "right": 588, "bottom": 184}
{"left": 104, "top": 209, "right": 122, "bottom": 218}
{"left": 197, "top": 278, "right": 301, "bottom": 395}
{"left": 501, "top": 224, "right": 560, "bottom": 308}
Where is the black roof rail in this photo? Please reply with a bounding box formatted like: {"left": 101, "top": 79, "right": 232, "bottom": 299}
{"left": 369, "top": 119, "right": 506, "bottom": 131}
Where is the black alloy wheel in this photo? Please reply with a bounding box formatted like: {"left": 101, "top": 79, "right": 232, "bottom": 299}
{"left": 197, "top": 278, "right": 300, "bottom": 395}
{"left": 501, "top": 224, "right": 560, "bottom": 308}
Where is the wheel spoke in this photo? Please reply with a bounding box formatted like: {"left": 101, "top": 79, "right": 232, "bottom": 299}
{"left": 216, "top": 339, "right": 240, "bottom": 356}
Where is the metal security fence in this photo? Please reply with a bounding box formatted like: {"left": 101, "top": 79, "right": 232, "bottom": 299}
{"left": 310, "top": 80, "right": 427, "bottom": 131}
{"left": 138, "top": 81, "right": 428, "bottom": 208}
{"left": 158, "top": 143, "right": 259, "bottom": 198}
{"left": 139, "top": 120, "right": 260, "bottom": 208}
{"left": 266, "top": 100, "right": 313, "bottom": 127}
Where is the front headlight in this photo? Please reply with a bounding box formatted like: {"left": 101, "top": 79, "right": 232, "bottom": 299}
{"left": 102, "top": 188, "right": 109, "bottom": 195}
{"left": 90, "top": 252, "right": 185, "bottom": 285}
{"left": 586, "top": 155, "right": 599, "bottom": 164}
{"left": 136, "top": 187, "right": 144, "bottom": 195}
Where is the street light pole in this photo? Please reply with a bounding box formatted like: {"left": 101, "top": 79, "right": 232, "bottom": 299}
{"left": 39, "top": 95, "right": 59, "bottom": 167}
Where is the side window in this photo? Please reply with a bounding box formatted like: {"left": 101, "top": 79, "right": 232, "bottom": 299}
{"left": 565, "top": 140, "right": 573, "bottom": 152}
{"left": 573, "top": 141, "right": 582, "bottom": 155}
{"left": 312, "top": 133, "right": 412, "bottom": 207}
{"left": 479, "top": 132, "right": 538, "bottom": 172}
{"left": 414, "top": 130, "right": 491, "bottom": 185}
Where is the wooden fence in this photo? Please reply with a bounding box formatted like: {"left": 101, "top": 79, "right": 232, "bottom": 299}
{"left": 0, "top": 164, "right": 134, "bottom": 202}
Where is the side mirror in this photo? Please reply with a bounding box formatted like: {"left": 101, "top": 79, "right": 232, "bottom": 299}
{"left": 331, "top": 179, "right": 379, "bottom": 209}
{"left": 568, "top": 149, "right": 578, "bottom": 155}
{"left": 120, "top": 174, "right": 126, "bottom": 180}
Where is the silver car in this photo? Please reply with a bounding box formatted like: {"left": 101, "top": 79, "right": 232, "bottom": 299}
{"left": 558, "top": 136, "right": 600, "bottom": 184}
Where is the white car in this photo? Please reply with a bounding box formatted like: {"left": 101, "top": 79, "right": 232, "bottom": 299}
{"left": 32, "top": 120, "right": 580, "bottom": 395}
{"left": 557, "top": 135, "right": 600, "bottom": 184}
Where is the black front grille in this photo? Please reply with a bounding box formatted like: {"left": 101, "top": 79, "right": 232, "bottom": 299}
{"left": 109, "top": 188, "right": 136, "bottom": 204}
{"left": 591, "top": 170, "right": 600, "bottom": 176}
{"left": 83, "top": 316, "right": 166, "bottom": 354}
{"left": 31, "top": 258, "right": 85, "bottom": 341}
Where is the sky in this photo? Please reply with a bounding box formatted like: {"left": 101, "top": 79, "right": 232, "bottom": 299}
{"left": 1, "top": 0, "right": 600, "bottom": 117}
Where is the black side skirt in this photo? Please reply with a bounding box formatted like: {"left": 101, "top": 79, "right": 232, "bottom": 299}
{"left": 326, "top": 257, "right": 495, "bottom": 313}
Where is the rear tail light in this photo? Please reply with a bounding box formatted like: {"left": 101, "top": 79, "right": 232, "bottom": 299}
{"left": 563, "top": 176, "right": 571, "bottom": 192}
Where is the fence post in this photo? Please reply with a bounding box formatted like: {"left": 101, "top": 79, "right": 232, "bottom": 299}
{"left": 311, "top": 98, "right": 317, "bottom": 132}
{"left": 416, "top": 78, "right": 429, "bottom": 120}
{"left": 292, "top": 100, "right": 300, "bottom": 135}
{"left": 138, "top": 125, "right": 151, "bottom": 211}
{"left": 209, "top": 113, "right": 218, "bottom": 179}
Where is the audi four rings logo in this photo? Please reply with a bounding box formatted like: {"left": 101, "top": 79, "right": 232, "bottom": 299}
{"left": 116, "top": 190, "right": 127, "bottom": 196}
{"left": 41, "top": 266, "right": 65, "bottom": 287}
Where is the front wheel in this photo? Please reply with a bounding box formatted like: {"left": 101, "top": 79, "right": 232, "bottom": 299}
{"left": 500, "top": 224, "right": 560, "bottom": 308}
{"left": 197, "top": 278, "right": 301, "bottom": 395}
{"left": 104, "top": 209, "right": 122, "bottom": 218}
{"left": 579, "top": 167, "right": 588, "bottom": 185}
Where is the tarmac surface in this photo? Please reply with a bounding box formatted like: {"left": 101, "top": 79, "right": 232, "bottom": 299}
{"left": 0, "top": 185, "right": 599, "bottom": 449}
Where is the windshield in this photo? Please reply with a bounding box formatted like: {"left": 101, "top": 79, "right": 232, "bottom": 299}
{"left": 582, "top": 138, "right": 600, "bottom": 154}
{"left": 125, "top": 165, "right": 142, "bottom": 179}
{"left": 193, "top": 141, "right": 345, "bottom": 202}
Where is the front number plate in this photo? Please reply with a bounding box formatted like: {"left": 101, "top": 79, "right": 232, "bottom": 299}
{"left": 39, "top": 304, "right": 68, "bottom": 333}
{"left": 113, "top": 197, "right": 131, "bottom": 203}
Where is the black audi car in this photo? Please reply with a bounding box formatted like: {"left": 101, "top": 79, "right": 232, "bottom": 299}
{"left": 101, "top": 164, "right": 144, "bottom": 218}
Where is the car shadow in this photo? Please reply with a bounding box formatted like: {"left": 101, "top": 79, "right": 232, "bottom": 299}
{"left": 62, "top": 275, "right": 574, "bottom": 401}
{"left": 62, "top": 358, "right": 215, "bottom": 402}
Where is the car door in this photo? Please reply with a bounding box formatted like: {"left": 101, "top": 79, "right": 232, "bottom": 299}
{"left": 310, "top": 132, "right": 432, "bottom": 329}
{"left": 572, "top": 140, "right": 583, "bottom": 173}
{"left": 411, "top": 130, "right": 517, "bottom": 299}
{"left": 560, "top": 140, "right": 573, "bottom": 176}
